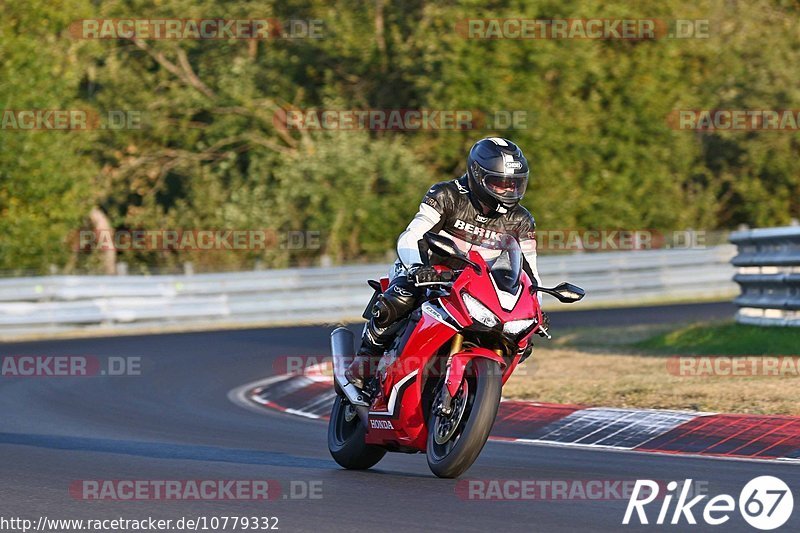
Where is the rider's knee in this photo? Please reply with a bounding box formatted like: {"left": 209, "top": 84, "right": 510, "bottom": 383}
{"left": 372, "top": 282, "right": 418, "bottom": 328}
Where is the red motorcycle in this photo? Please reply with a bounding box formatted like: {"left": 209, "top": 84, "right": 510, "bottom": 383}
{"left": 328, "top": 233, "right": 585, "bottom": 478}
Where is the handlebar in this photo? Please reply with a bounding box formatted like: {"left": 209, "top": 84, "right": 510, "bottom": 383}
{"left": 413, "top": 280, "right": 454, "bottom": 288}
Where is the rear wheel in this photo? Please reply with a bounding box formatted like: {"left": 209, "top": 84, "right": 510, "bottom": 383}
{"left": 328, "top": 396, "right": 386, "bottom": 470}
{"left": 426, "top": 358, "right": 501, "bottom": 478}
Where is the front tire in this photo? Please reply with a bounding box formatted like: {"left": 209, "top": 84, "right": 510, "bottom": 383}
{"left": 328, "top": 396, "right": 386, "bottom": 470}
{"left": 426, "top": 358, "right": 501, "bottom": 478}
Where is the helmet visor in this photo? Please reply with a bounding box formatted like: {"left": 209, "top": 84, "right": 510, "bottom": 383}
{"left": 483, "top": 173, "right": 528, "bottom": 201}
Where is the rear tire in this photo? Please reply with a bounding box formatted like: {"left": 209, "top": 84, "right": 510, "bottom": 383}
{"left": 426, "top": 358, "right": 501, "bottom": 478}
{"left": 328, "top": 396, "right": 386, "bottom": 470}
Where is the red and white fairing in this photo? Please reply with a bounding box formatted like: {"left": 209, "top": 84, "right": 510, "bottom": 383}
{"left": 362, "top": 248, "right": 543, "bottom": 450}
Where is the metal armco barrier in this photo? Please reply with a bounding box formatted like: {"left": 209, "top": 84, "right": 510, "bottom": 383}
{"left": 730, "top": 226, "right": 800, "bottom": 326}
{"left": 0, "top": 246, "right": 737, "bottom": 338}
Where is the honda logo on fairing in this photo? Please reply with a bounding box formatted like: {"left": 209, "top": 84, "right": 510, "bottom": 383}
{"left": 454, "top": 219, "right": 501, "bottom": 240}
{"left": 370, "top": 419, "right": 394, "bottom": 429}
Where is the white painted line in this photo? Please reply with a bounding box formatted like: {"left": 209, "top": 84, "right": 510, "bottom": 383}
{"left": 285, "top": 408, "right": 323, "bottom": 419}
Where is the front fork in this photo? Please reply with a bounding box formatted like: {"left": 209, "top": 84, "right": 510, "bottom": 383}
{"left": 439, "top": 334, "right": 464, "bottom": 415}
{"left": 439, "top": 334, "right": 507, "bottom": 416}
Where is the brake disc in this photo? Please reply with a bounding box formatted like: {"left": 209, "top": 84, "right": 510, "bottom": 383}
{"left": 433, "top": 380, "right": 469, "bottom": 445}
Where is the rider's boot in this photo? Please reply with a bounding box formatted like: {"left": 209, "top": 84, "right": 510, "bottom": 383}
{"left": 345, "top": 319, "right": 392, "bottom": 390}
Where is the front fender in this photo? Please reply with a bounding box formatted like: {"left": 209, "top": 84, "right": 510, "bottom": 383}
{"left": 445, "top": 347, "right": 505, "bottom": 398}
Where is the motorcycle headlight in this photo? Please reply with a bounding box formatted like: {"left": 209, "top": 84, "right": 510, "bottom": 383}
{"left": 504, "top": 318, "right": 537, "bottom": 336}
{"left": 462, "top": 293, "right": 499, "bottom": 327}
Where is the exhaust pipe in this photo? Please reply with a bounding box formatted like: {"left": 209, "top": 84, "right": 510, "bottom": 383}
{"left": 330, "top": 327, "right": 370, "bottom": 426}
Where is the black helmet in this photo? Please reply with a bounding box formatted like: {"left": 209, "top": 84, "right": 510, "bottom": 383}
{"left": 466, "top": 137, "right": 529, "bottom": 213}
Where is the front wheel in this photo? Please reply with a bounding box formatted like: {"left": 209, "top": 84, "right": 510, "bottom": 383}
{"left": 426, "top": 358, "right": 502, "bottom": 478}
{"left": 328, "top": 396, "right": 386, "bottom": 470}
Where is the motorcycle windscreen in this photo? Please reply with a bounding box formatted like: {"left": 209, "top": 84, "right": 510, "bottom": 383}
{"left": 486, "top": 236, "right": 522, "bottom": 294}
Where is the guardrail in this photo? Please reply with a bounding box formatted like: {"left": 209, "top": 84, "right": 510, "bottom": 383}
{"left": 0, "top": 246, "right": 737, "bottom": 338}
{"left": 730, "top": 226, "right": 800, "bottom": 326}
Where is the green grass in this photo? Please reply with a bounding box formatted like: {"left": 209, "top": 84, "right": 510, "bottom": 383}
{"left": 636, "top": 322, "right": 800, "bottom": 355}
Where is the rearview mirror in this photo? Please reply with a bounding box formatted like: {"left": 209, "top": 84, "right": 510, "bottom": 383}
{"left": 423, "top": 232, "right": 481, "bottom": 272}
{"left": 551, "top": 282, "right": 585, "bottom": 303}
{"left": 424, "top": 233, "right": 464, "bottom": 259}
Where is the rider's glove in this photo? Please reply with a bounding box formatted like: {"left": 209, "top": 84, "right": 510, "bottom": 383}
{"left": 407, "top": 264, "right": 440, "bottom": 285}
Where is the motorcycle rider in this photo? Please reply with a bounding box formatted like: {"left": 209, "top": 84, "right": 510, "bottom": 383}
{"left": 346, "top": 137, "right": 546, "bottom": 389}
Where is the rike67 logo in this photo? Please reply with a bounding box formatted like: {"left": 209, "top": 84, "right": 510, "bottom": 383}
{"left": 623, "top": 476, "right": 794, "bottom": 530}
